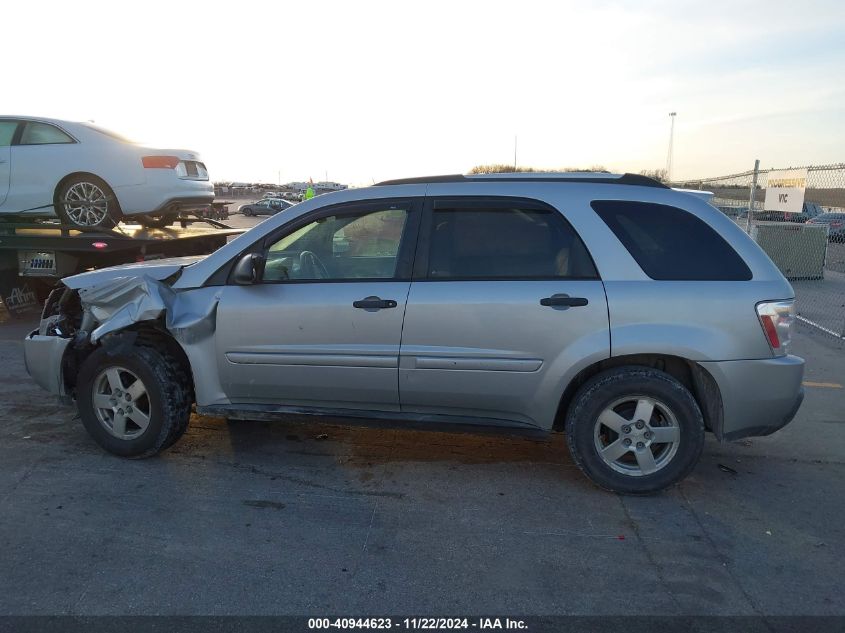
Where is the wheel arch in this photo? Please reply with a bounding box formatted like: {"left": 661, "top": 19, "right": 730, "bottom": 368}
{"left": 63, "top": 319, "right": 194, "bottom": 404}
{"left": 53, "top": 171, "right": 123, "bottom": 213}
{"left": 553, "top": 353, "right": 724, "bottom": 438}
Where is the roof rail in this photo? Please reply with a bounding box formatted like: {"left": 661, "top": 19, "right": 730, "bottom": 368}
{"left": 375, "top": 173, "right": 668, "bottom": 188}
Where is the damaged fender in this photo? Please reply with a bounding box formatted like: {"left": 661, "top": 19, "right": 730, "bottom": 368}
{"left": 77, "top": 275, "right": 222, "bottom": 344}
{"left": 80, "top": 275, "right": 178, "bottom": 344}
{"left": 72, "top": 275, "right": 228, "bottom": 404}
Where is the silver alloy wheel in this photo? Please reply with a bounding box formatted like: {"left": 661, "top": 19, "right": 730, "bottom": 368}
{"left": 62, "top": 181, "right": 110, "bottom": 226}
{"left": 593, "top": 395, "right": 681, "bottom": 477}
{"left": 91, "top": 366, "right": 151, "bottom": 440}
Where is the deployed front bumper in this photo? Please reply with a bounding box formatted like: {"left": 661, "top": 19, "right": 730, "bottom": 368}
{"left": 699, "top": 354, "right": 805, "bottom": 441}
{"left": 24, "top": 331, "right": 71, "bottom": 397}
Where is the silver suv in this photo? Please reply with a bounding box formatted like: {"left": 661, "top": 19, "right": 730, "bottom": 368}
{"left": 24, "top": 173, "right": 804, "bottom": 494}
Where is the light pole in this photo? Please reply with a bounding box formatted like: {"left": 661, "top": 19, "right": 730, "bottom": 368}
{"left": 665, "top": 112, "right": 677, "bottom": 181}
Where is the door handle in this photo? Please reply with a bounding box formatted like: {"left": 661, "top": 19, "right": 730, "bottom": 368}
{"left": 353, "top": 296, "right": 398, "bottom": 310}
{"left": 540, "top": 294, "right": 589, "bottom": 307}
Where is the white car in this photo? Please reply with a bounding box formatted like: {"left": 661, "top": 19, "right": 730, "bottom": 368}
{"left": 0, "top": 116, "right": 214, "bottom": 228}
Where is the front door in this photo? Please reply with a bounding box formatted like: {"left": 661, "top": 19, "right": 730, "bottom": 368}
{"left": 399, "top": 197, "right": 610, "bottom": 430}
{"left": 216, "top": 198, "right": 421, "bottom": 410}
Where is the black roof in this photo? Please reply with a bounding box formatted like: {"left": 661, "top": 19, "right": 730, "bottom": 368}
{"left": 375, "top": 173, "right": 667, "bottom": 188}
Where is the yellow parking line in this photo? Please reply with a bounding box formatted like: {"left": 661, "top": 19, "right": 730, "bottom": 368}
{"left": 803, "top": 381, "right": 843, "bottom": 389}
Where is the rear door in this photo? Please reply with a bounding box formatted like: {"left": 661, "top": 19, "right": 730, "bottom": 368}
{"left": 399, "top": 197, "right": 610, "bottom": 430}
{"left": 0, "top": 120, "right": 16, "bottom": 207}
{"left": 216, "top": 197, "right": 422, "bottom": 410}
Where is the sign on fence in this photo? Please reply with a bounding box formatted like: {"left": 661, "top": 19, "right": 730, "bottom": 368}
{"left": 764, "top": 168, "right": 807, "bottom": 213}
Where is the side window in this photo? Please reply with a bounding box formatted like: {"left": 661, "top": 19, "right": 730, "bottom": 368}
{"left": 0, "top": 121, "right": 18, "bottom": 146}
{"left": 592, "top": 200, "right": 752, "bottom": 281}
{"left": 426, "top": 203, "right": 598, "bottom": 279}
{"left": 19, "top": 122, "right": 74, "bottom": 145}
{"left": 263, "top": 204, "right": 409, "bottom": 282}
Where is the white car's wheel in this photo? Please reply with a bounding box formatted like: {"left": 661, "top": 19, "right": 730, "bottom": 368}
{"left": 55, "top": 175, "right": 119, "bottom": 228}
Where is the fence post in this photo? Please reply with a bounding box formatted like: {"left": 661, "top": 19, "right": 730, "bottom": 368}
{"left": 745, "top": 159, "right": 760, "bottom": 235}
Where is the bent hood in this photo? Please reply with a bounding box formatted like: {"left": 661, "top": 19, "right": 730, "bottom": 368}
{"left": 62, "top": 255, "right": 206, "bottom": 289}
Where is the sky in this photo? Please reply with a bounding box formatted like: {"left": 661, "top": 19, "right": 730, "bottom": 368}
{"left": 4, "top": 0, "right": 845, "bottom": 185}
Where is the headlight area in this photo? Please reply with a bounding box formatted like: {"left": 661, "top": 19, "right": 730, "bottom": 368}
{"left": 30, "top": 284, "right": 90, "bottom": 398}
{"left": 40, "top": 285, "right": 83, "bottom": 339}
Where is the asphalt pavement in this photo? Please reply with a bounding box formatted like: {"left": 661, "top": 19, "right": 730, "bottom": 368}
{"left": 0, "top": 314, "right": 843, "bottom": 616}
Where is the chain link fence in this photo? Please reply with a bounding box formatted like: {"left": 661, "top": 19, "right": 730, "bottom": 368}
{"left": 673, "top": 163, "right": 845, "bottom": 341}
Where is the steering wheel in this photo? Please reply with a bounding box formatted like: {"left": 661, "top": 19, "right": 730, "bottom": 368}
{"left": 298, "top": 250, "right": 330, "bottom": 279}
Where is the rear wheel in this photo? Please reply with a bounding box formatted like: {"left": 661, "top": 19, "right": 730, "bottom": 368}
{"left": 565, "top": 367, "right": 705, "bottom": 494}
{"left": 55, "top": 175, "right": 119, "bottom": 228}
{"left": 77, "top": 345, "right": 191, "bottom": 458}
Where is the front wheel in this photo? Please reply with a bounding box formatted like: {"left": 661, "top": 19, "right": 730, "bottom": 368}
{"left": 565, "top": 367, "right": 705, "bottom": 494}
{"left": 76, "top": 345, "right": 192, "bottom": 458}
{"left": 55, "top": 175, "right": 119, "bottom": 228}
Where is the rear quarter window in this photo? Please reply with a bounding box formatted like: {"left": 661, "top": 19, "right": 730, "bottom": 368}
{"left": 592, "top": 200, "right": 752, "bottom": 281}
{"left": 19, "top": 122, "right": 75, "bottom": 145}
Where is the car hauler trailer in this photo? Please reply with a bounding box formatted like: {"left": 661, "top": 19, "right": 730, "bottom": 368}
{"left": 0, "top": 219, "right": 242, "bottom": 320}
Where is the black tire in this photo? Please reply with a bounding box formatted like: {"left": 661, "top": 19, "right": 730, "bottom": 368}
{"left": 135, "top": 213, "right": 179, "bottom": 228}
{"left": 76, "top": 345, "right": 192, "bottom": 458}
{"left": 54, "top": 174, "right": 120, "bottom": 228}
{"left": 565, "top": 366, "right": 705, "bottom": 495}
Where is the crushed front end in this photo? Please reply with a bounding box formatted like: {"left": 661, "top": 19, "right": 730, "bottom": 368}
{"left": 24, "top": 286, "right": 82, "bottom": 400}
{"left": 23, "top": 274, "right": 180, "bottom": 401}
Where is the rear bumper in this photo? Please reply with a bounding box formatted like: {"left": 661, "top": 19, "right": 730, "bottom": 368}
{"left": 146, "top": 195, "right": 216, "bottom": 215}
{"left": 699, "top": 355, "right": 805, "bottom": 441}
{"left": 115, "top": 177, "right": 214, "bottom": 216}
{"left": 24, "top": 330, "right": 71, "bottom": 397}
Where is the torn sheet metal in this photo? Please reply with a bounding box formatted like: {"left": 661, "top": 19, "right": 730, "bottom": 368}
{"left": 77, "top": 275, "right": 221, "bottom": 345}
{"left": 79, "top": 275, "right": 176, "bottom": 343}
{"left": 166, "top": 286, "right": 223, "bottom": 344}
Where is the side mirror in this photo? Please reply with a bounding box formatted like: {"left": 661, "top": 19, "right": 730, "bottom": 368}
{"left": 232, "top": 253, "right": 264, "bottom": 285}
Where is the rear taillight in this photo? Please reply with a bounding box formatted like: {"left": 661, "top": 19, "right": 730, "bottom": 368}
{"left": 174, "top": 161, "right": 208, "bottom": 179}
{"left": 142, "top": 155, "right": 180, "bottom": 169}
{"left": 831, "top": 221, "right": 843, "bottom": 228}
{"left": 756, "top": 300, "right": 795, "bottom": 356}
